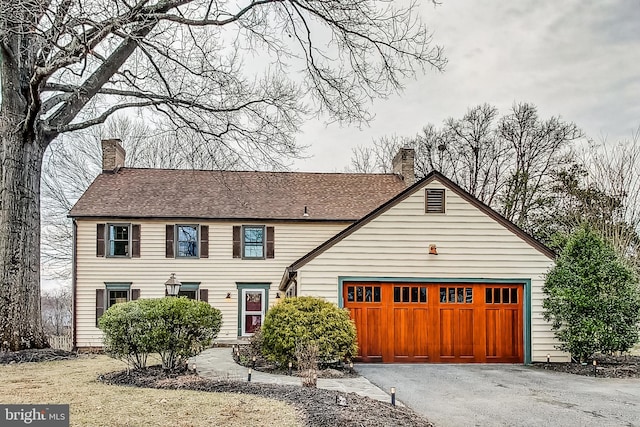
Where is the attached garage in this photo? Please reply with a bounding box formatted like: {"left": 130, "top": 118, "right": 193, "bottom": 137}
{"left": 343, "top": 282, "right": 524, "bottom": 363}
{"left": 280, "top": 171, "right": 562, "bottom": 364}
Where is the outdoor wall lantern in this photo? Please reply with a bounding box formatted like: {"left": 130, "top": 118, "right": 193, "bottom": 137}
{"left": 165, "top": 273, "right": 182, "bottom": 297}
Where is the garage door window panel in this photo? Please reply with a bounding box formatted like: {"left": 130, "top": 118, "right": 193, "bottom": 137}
{"left": 485, "top": 287, "right": 518, "bottom": 304}
{"left": 441, "top": 287, "right": 473, "bottom": 304}
{"left": 394, "top": 286, "right": 427, "bottom": 303}
{"left": 347, "top": 285, "right": 381, "bottom": 303}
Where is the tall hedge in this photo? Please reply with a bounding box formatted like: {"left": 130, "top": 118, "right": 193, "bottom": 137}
{"left": 543, "top": 226, "right": 640, "bottom": 361}
{"left": 261, "top": 296, "right": 358, "bottom": 365}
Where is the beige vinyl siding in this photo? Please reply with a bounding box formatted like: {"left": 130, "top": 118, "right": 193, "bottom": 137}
{"left": 75, "top": 220, "right": 347, "bottom": 347}
{"left": 295, "top": 179, "right": 562, "bottom": 362}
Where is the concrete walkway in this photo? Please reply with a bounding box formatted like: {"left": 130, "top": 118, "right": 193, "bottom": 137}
{"left": 191, "top": 347, "right": 395, "bottom": 404}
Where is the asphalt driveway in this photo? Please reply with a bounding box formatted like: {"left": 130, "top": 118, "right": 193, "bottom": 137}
{"left": 356, "top": 364, "right": 640, "bottom": 427}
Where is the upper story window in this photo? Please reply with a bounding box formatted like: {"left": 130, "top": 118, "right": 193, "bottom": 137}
{"left": 232, "top": 226, "right": 275, "bottom": 259}
{"left": 244, "top": 226, "right": 265, "bottom": 258}
{"left": 177, "top": 225, "right": 198, "bottom": 257}
{"left": 165, "top": 224, "right": 209, "bottom": 258}
{"left": 109, "top": 224, "right": 130, "bottom": 256}
{"left": 425, "top": 188, "right": 445, "bottom": 213}
{"left": 96, "top": 223, "right": 140, "bottom": 258}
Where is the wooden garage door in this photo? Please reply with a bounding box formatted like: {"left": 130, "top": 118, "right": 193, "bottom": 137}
{"left": 343, "top": 283, "right": 523, "bottom": 363}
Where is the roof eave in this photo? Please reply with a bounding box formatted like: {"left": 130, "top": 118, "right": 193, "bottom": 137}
{"left": 67, "top": 214, "right": 359, "bottom": 223}
{"left": 278, "top": 268, "right": 297, "bottom": 292}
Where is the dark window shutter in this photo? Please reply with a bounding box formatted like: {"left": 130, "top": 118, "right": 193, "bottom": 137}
{"left": 200, "top": 225, "right": 209, "bottom": 258}
{"left": 232, "top": 226, "right": 241, "bottom": 258}
{"left": 96, "top": 224, "right": 105, "bottom": 257}
{"left": 131, "top": 224, "right": 141, "bottom": 258}
{"left": 96, "top": 289, "right": 105, "bottom": 326}
{"left": 199, "top": 289, "right": 209, "bottom": 303}
{"left": 131, "top": 289, "right": 140, "bottom": 300}
{"left": 165, "top": 224, "right": 174, "bottom": 258}
{"left": 266, "top": 226, "right": 275, "bottom": 259}
{"left": 425, "top": 189, "right": 445, "bottom": 213}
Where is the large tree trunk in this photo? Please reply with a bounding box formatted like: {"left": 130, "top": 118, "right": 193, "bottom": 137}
{"left": 0, "top": 123, "right": 48, "bottom": 351}
{"left": 0, "top": 41, "right": 48, "bottom": 349}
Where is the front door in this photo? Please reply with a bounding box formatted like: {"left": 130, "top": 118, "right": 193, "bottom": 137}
{"left": 241, "top": 289, "right": 265, "bottom": 336}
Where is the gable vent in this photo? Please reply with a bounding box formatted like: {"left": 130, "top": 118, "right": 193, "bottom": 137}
{"left": 425, "top": 189, "right": 445, "bottom": 213}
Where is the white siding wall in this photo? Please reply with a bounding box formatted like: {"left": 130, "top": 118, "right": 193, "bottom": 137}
{"left": 75, "top": 220, "right": 347, "bottom": 347}
{"left": 296, "top": 179, "right": 563, "bottom": 362}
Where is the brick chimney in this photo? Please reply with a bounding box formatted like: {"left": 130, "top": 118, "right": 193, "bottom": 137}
{"left": 392, "top": 148, "right": 415, "bottom": 186}
{"left": 101, "top": 139, "right": 126, "bottom": 172}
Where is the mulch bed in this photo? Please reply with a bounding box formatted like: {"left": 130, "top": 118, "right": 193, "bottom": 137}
{"left": 100, "top": 366, "right": 434, "bottom": 427}
{"left": 0, "top": 348, "right": 77, "bottom": 364}
{"left": 232, "top": 345, "right": 359, "bottom": 379}
{"left": 531, "top": 354, "right": 640, "bottom": 378}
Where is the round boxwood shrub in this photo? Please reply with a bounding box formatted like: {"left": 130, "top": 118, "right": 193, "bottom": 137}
{"left": 260, "top": 296, "right": 357, "bottom": 366}
{"left": 98, "top": 299, "right": 155, "bottom": 370}
{"left": 99, "top": 297, "right": 222, "bottom": 372}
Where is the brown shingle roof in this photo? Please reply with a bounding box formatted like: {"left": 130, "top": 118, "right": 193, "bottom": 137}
{"left": 69, "top": 168, "right": 407, "bottom": 221}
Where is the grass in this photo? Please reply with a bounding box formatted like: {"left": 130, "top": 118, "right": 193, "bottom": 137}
{"left": 0, "top": 355, "right": 301, "bottom": 427}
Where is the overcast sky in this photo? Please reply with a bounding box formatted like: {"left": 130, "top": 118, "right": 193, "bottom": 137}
{"left": 292, "top": 0, "right": 640, "bottom": 172}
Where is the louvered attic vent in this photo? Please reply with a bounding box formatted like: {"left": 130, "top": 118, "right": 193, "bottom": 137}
{"left": 425, "top": 189, "right": 445, "bottom": 213}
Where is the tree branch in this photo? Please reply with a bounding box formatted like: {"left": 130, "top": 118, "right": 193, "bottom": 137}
{"left": 47, "top": 101, "right": 159, "bottom": 133}
{"left": 149, "top": 0, "right": 283, "bottom": 26}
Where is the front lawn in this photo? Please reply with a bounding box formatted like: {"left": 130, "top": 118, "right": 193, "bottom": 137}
{"left": 0, "top": 355, "right": 300, "bottom": 427}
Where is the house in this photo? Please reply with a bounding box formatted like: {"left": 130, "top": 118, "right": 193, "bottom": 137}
{"left": 71, "top": 139, "right": 561, "bottom": 363}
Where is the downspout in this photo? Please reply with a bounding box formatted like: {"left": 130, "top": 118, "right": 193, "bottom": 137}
{"left": 72, "top": 218, "right": 78, "bottom": 350}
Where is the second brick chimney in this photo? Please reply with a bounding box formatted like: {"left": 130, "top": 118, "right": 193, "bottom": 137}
{"left": 392, "top": 148, "right": 415, "bottom": 186}
{"left": 101, "top": 139, "right": 126, "bottom": 172}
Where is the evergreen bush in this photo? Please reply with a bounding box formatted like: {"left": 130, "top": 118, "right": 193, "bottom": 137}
{"left": 99, "top": 297, "right": 222, "bottom": 371}
{"left": 543, "top": 226, "right": 640, "bottom": 361}
{"left": 261, "top": 296, "right": 357, "bottom": 366}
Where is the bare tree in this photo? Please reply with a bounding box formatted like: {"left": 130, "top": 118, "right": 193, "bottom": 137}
{"left": 42, "top": 115, "right": 241, "bottom": 279}
{"left": 498, "top": 103, "right": 582, "bottom": 229}
{"left": 348, "top": 134, "right": 416, "bottom": 174}
{"left": 438, "top": 104, "right": 511, "bottom": 206}
{"left": 582, "top": 131, "right": 640, "bottom": 267}
{"left": 41, "top": 286, "right": 72, "bottom": 337}
{"left": 529, "top": 131, "right": 640, "bottom": 268}
{"left": 0, "top": 0, "right": 445, "bottom": 350}
{"left": 348, "top": 144, "right": 377, "bottom": 173}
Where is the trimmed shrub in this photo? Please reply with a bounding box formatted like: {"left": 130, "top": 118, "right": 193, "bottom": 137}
{"left": 98, "top": 300, "right": 154, "bottom": 370}
{"left": 261, "top": 296, "right": 357, "bottom": 366}
{"left": 99, "top": 297, "right": 222, "bottom": 372}
{"left": 543, "top": 226, "right": 640, "bottom": 361}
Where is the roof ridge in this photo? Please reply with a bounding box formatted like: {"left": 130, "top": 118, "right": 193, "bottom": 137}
{"left": 119, "top": 167, "right": 399, "bottom": 177}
